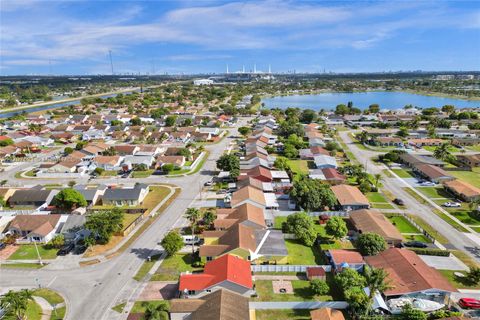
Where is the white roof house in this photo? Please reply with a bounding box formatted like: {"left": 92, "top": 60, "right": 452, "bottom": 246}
{"left": 264, "top": 193, "right": 279, "bottom": 209}
{"left": 270, "top": 170, "right": 289, "bottom": 180}
{"left": 309, "top": 138, "right": 325, "bottom": 147}
{"left": 313, "top": 155, "right": 338, "bottom": 169}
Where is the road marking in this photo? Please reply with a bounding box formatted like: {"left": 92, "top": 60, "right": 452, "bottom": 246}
{"left": 46, "top": 276, "right": 58, "bottom": 288}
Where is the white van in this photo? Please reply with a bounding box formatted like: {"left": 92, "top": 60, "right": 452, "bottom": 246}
{"left": 182, "top": 235, "right": 200, "bottom": 245}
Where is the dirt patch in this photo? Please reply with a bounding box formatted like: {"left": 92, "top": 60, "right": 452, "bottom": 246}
{"left": 0, "top": 245, "right": 19, "bottom": 260}
{"left": 272, "top": 280, "right": 293, "bottom": 294}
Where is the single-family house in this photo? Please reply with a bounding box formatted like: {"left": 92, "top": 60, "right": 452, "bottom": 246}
{"left": 230, "top": 186, "right": 266, "bottom": 209}
{"left": 457, "top": 154, "right": 480, "bottom": 168}
{"left": 156, "top": 156, "right": 186, "bottom": 168}
{"left": 314, "top": 155, "right": 337, "bottom": 169}
{"left": 330, "top": 184, "right": 370, "bottom": 211}
{"left": 113, "top": 145, "right": 139, "bottom": 156}
{"left": 178, "top": 254, "right": 253, "bottom": 298}
{"left": 412, "top": 164, "right": 455, "bottom": 183}
{"left": 93, "top": 155, "right": 122, "bottom": 171}
{"left": 400, "top": 154, "right": 446, "bottom": 168}
{"left": 408, "top": 138, "right": 444, "bottom": 147}
{"left": 326, "top": 249, "right": 365, "bottom": 272}
{"left": 349, "top": 209, "right": 403, "bottom": 246}
{"left": 6, "top": 214, "right": 62, "bottom": 243}
{"left": 102, "top": 184, "right": 150, "bottom": 206}
{"left": 8, "top": 189, "right": 57, "bottom": 208}
{"left": 169, "top": 289, "right": 251, "bottom": 320}
{"left": 364, "top": 248, "right": 456, "bottom": 298}
{"left": 443, "top": 179, "right": 480, "bottom": 202}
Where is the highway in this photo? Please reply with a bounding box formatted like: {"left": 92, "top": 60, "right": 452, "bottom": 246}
{"left": 0, "top": 121, "right": 243, "bottom": 320}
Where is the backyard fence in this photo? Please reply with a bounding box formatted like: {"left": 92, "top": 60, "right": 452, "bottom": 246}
{"left": 184, "top": 151, "right": 206, "bottom": 170}
{"left": 388, "top": 212, "right": 436, "bottom": 243}
{"left": 251, "top": 265, "right": 332, "bottom": 273}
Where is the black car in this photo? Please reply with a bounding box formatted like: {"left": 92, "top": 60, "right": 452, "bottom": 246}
{"left": 403, "top": 241, "right": 428, "bottom": 248}
{"left": 0, "top": 242, "right": 6, "bottom": 250}
{"left": 73, "top": 245, "right": 87, "bottom": 255}
{"left": 57, "top": 243, "right": 74, "bottom": 256}
{"left": 393, "top": 198, "right": 405, "bottom": 206}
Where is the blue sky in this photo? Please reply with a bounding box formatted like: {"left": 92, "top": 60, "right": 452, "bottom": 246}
{"left": 1, "top": 0, "right": 479, "bottom": 75}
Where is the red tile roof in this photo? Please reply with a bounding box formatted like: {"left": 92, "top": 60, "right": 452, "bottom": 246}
{"left": 179, "top": 255, "right": 252, "bottom": 291}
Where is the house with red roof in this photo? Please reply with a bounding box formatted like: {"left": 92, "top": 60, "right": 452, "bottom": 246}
{"left": 178, "top": 254, "right": 253, "bottom": 298}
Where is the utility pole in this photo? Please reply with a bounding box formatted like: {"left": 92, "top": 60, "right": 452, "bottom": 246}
{"left": 109, "top": 50, "right": 114, "bottom": 75}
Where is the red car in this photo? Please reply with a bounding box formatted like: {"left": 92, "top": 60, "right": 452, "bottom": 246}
{"left": 458, "top": 298, "right": 480, "bottom": 309}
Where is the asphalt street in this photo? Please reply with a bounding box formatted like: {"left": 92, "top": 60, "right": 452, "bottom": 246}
{"left": 0, "top": 120, "right": 245, "bottom": 320}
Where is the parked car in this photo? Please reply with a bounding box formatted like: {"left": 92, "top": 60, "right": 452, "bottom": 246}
{"left": 393, "top": 198, "right": 405, "bottom": 206}
{"left": 443, "top": 202, "right": 461, "bottom": 208}
{"left": 420, "top": 181, "right": 436, "bottom": 187}
{"left": 57, "top": 243, "right": 75, "bottom": 256}
{"left": 403, "top": 241, "right": 428, "bottom": 248}
{"left": 216, "top": 189, "right": 228, "bottom": 194}
{"left": 0, "top": 242, "right": 6, "bottom": 250}
{"left": 73, "top": 245, "right": 87, "bottom": 255}
{"left": 182, "top": 235, "right": 201, "bottom": 245}
{"left": 204, "top": 180, "right": 213, "bottom": 186}
{"left": 459, "top": 298, "right": 480, "bottom": 309}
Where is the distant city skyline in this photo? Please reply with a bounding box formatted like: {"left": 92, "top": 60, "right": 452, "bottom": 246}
{"left": 1, "top": 0, "right": 479, "bottom": 75}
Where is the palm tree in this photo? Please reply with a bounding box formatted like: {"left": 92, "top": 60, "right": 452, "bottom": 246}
{"left": 0, "top": 289, "right": 34, "bottom": 320}
{"left": 433, "top": 143, "right": 451, "bottom": 161}
{"left": 363, "top": 266, "right": 392, "bottom": 315}
{"left": 373, "top": 174, "right": 382, "bottom": 190}
{"left": 143, "top": 302, "right": 169, "bottom": 320}
{"left": 184, "top": 208, "right": 201, "bottom": 255}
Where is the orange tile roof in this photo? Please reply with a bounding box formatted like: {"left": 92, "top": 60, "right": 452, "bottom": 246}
{"left": 331, "top": 184, "right": 369, "bottom": 206}
{"left": 231, "top": 186, "right": 266, "bottom": 208}
{"left": 364, "top": 248, "right": 456, "bottom": 296}
{"left": 310, "top": 308, "right": 345, "bottom": 320}
{"left": 350, "top": 209, "right": 403, "bottom": 242}
{"left": 443, "top": 179, "right": 480, "bottom": 198}
{"left": 179, "top": 255, "right": 252, "bottom": 291}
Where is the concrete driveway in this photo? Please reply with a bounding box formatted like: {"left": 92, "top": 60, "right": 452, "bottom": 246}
{"left": 419, "top": 254, "right": 469, "bottom": 271}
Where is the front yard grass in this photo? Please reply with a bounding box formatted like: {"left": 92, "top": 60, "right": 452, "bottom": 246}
{"left": 133, "top": 253, "right": 162, "bottom": 281}
{"left": 130, "top": 301, "right": 169, "bottom": 313}
{"left": 0, "top": 263, "right": 45, "bottom": 269}
{"left": 255, "top": 309, "right": 311, "bottom": 320}
{"left": 253, "top": 280, "right": 333, "bottom": 302}
{"left": 150, "top": 253, "right": 202, "bottom": 281}
{"left": 122, "top": 213, "right": 142, "bottom": 229}
{"left": 388, "top": 215, "right": 420, "bottom": 233}
{"left": 131, "top": 170, "right": 154, "bottom": 178}
{"left": 416, "top": 187, "right": 452, "bottom": 199}
{"left": 371, "top": 202, "right": 395, "bottom": 209}
{"left": 8, "top": 244, "right": 58, "bottom": 260}
{"left": 391, "top": 168, "right": 415, "bottom": 178}
{"left": 140, "top": 186, "right": 171, "bottom": 215}
{"left": 438, "top": 270, "right": 480, "bottom": 289}
{"left": 366, "top": 192, "right": 388, "bottom": 203}
{"left": 33, "top": 288, "right": 64, "bottom": 305}
{"left": 450, "top": 170, "right": 480, "bottom": 188}
{"left": 3, "top": 300, "right": 42, "bottom": 320}
{"left": 100, "top": 170, "right": 118, "bottom": 177}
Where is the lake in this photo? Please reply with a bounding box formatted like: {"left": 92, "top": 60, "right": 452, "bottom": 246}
{"left": 261, "top": 91, "right": 480, "bottom": 110}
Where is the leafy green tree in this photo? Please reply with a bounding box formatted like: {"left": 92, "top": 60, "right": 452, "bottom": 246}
{"left": 400, "top": 303, "right": 427, "bottom": 320}
{"left": 130, "top": 117, "right": 142, "bottom": 126}
{"left": 64, "top": 147, "right": 74, "bottom": 155}
{"left": 467, "top": 266, "right": 480, "bottom": 285}
{"left": 161, "top": 231, "right": 184, "bottom": 257}
{"left": 309, "top": 279, "right": 329, "bottom": 295}
{"left": 94, "top": 167, "right": 105, "bottom": 175}
{"left": 150, "top": 108, "right": 168, "bottom": 119}
{"left": 238, "top": 126, "right": 251, "bottom": 137}
{"left": 274, "top": 156, "right": 290, "bottom": 171}
{"left": 85, "top": 208, "right": 124, "bottom": 244}
{"left": 165, "top": 115, "right": 177, "bottom": 127}
{"left": 52, "top": 188, "right": 87, "bottom": 211}
{"left": 283, "top": 144, "right": 299, "bottom": 158}
{"left": 0, "top": 138, "right": 14, "bottom": 147}
{"left": 285, "top": 212, "right": 317, "bottom": 246}
{"left": 290, "top": 178, "right": 337, "bottom": 211}
{"left": 335, "top": 268, "right": 366, "bottom": 292}
{"left": 178, "top": 148, "right": 191, "bottom": 160}
{"left": 229, "top": 168, "right": 240, "bottom": 180}
{"left": 110, "top": 120, "right": 122, "bottom": 126}
{"left": 441, "top": 105, "right": 455, "bottom": 114}
{"left": 335, "top": 104, "right": 350, "bottom": 116}
{"left": 0, "top": 289, "right": 34, "bottom": 320}
{"left": 216, "top": 153, "right": 239, "bottom": 172}
{"left": 277, "top": 120, "right": 304, "bottom": 138}
{"left": 184, "top": 208, "right": 202, "bottom": 255}
{"left": 162, "top": 163, "right": 175, "bottom": 173}
{"left": 325, "top": 216, "right": 348, "bottom": 240}
{"left": 433, "top": 143, "right": 453, "bottom": 162}
{"left": 300, "top": 109, "right": 317, "bottom": 123}
{"left": 344, "top": 287, "right": 369, "bottom": 315}
{"left": 50, "top": 234, "right": 65, "bottom": 249}
{"left": 356, "top": 233, "right": 387, "bottom": 256}
{"left": 368, "top": 104, "right": 380, "bottom": 114}
{"left": 75, "top": 141, "right": 87, "bottom": 150}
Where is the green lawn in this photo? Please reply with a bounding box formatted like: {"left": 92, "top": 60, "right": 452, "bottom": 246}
{"left": 0, "top": 263, "right": 45, "bottom": 269}
{"left": 371, "top": 202, "right": 395, "bottom": 209}
{"left": 445, "top": 208, "right": 480, "bottom": 226}
{"left": 100, "top": 170, "right": 118, "bottom": 177}
{"left": 256, "top": 309, "right": 311, "bottom": 320}
{"left": 466, "top": 145, "right": 480, "bottom": 152}
{"left": 150, "top": 253, "right": 202, "bottom": 281}
{"left": 450, "top": 170, "right": 480, "bottom": 188}
{"left": 285, "top": 240, "right": 325, "bottom": 265}
{"left": 286, "top": 160, "right": 309, "bottom": 175}
{"left": 388, "top": 215, "right": 420, "bottom": 233}
{"left": 439, "top": 270, "right": 480, "bottom": 289}
{"left": 8, "top": 244, "right": 58, "bottom": 260}
{"left": 391, "top": 168, "right": 415, "bottom": 178}
{"left": 407, "top": 214, "right": 448, "bottom": 244}
{"left": 131, "top": 170, "right": 154, "bottom": 178}
{"left": 423, "top": 145, "right": 460, "bottom": 153}
{"left": 403, "top": 234, "right": 432, "bottom": 243}
{"left": 112, "top": 303, "right": 126, "bottom": 313}
{"left": 134, "top": 254, "right": 162, "bottom": 281}
{"left": 253, "top": 280, "right": 333, "bottom": 302}
{"left": 417, "top": 187, "right": 452, "bottom": 199}
{"left": 122, "top": 213, "right": 142, "bottom": 230}
{"left": 33, "top": 289, "right": 64, "bottom": 305}
{"left": 366, "top": 192, "right": 388, "bottom": 203}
